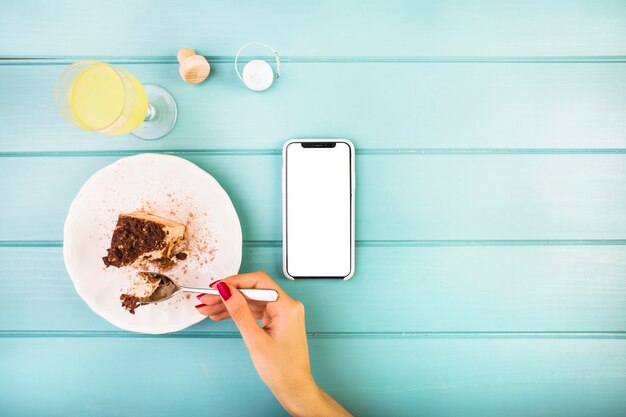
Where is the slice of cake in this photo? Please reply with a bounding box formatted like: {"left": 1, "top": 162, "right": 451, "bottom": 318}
{"left": 120, "top": 272, "right": 179, "bottom": 314}
{"left": 120, "top": 272, "right": 162, "bottom": 314}
{"left": 103, "top": 211, "right": 187, "bottom": 269}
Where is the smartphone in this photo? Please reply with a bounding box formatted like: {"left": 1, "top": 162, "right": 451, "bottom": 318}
{"left": 282, "top": 139, "right": 355, "bottom": 280}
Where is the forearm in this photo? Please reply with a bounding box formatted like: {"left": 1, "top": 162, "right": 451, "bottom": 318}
{"left": 276, "top": 378, "right": 352, "bottom": 417}
{"left": 314, "top": 387, "right": 352, "bottom": 417}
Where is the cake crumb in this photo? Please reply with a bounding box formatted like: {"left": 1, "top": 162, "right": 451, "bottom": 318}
{"left": 120, "top": 294, "right": 140, "bottom": 314}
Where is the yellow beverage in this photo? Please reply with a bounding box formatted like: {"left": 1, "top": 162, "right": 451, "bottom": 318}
{"left": 69, "top": 63, "right": 148, "bottom": 135}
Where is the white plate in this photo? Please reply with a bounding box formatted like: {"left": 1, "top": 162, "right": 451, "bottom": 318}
{"left": 63, "top": 153, "right": 242, "bottom": 334}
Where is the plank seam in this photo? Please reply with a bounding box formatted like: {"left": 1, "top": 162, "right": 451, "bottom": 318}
{"left": 2, "top": 56, "right": 626, "bottom": 64}
{"left": 1, "top": 149, "right": 625, "bottom": 158}
{"left": 2, "top": 240, "right": 626, "bottom": 248}
{"left": 1, "top": 331, "right": 625, "bottom": 339}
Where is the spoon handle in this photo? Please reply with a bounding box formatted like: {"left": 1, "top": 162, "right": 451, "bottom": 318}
{"left": 239, "top": 288, "right": 279, "bottom": 302}
{"left": 180, "top": 286, "right": 279, "bottom": 302}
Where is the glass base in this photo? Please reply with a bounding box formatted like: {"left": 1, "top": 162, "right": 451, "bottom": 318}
{"left": 132, "top": 84, "right": 177, "bottom": 140}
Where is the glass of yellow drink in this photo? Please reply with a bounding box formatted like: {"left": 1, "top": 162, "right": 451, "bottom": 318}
{"left": 56, "top": 60, "right": 177, "bottom": 140}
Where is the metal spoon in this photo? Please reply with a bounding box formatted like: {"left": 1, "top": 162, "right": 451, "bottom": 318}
{"left": 137, "top": 272, "right": 279, "bottom": 304}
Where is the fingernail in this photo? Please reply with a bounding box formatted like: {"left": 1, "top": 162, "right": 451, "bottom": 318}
{"left": 216, "top": 282, "right": 231, "bottom": 301}
{"left": 195, "top": 303, "right": 206, "bottom": 309}
{"left": 209, "top": 280, "right": 220, "bottom": 288}
{"left": 196, "top": 294, "right": 205, "bottom": 300}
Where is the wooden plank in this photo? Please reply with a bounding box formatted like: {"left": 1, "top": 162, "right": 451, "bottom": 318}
{"left": 2, "top": 245, "right": 625, "bottom": 332}
{"left": 1, "top": 0, "right": 625, "bottom": 57}
{"left": 1, "top": 154, "right": 625, "bottom": 242}
{"left": 1, "top": 337, "right": 625, "bottom": 416}
{"left": 1, "top": 63, "right": 625, "bottom": 151}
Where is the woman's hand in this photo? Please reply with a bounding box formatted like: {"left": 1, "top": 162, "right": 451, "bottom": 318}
{"left": 196, "top": 271, "right": 351, "bottom": 417}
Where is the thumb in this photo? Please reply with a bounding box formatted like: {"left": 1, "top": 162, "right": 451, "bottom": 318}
{"left": 216, "top": 282, "right": 268, "bottom": 347}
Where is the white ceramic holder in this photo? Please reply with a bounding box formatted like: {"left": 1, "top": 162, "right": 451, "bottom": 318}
{"left": 234, "top": 42, "right": 281, "bottom": 92}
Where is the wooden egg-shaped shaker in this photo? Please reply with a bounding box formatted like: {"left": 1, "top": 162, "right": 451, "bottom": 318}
{"left": 177, "top": 48, "right": 210, "bottom": 84}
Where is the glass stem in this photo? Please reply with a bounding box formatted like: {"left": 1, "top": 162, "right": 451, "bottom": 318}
{"left": 144, "top": 104, "right": 157, "bottom": 122}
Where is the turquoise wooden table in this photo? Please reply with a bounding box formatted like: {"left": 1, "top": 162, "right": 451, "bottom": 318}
{"left": 1, "top": 1, "right": 626, "bottom": 415}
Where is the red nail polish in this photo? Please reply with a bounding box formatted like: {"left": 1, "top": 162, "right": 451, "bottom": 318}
{"left": 196, "top": 294, "right": 205, "bottom": 300}
{"left": 195, "top": 304, "right": 206, "bottom": 309}
{"left": 209, "top": 280, "right": 220, "bottom": 288}
{"left": 216, "top": 282, "right": 231, "bottom": 301}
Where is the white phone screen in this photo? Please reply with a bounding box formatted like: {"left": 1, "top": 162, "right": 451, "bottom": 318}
{"left": 285, "top": 142, "right": 352, "bottom": 278}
